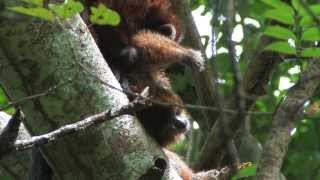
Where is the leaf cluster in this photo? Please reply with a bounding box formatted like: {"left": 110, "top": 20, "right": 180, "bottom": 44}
{"left": 8, "top": 0, "right": 120, "bottom": 26}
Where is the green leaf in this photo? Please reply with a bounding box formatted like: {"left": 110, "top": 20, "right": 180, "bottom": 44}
{"left": 295, "top": 3, "right": 320, "bottom": 27}
{"left": 0, "top": 88, "right": 8, "bottom": 106}
{"left": 263, "top": 26, "right": 296, "bottom": 40}
{"left": 300, "top": 16, "right": 315, "bottom": 27}
{"left": 231, "top": 165, "right": 257, "bottom": 180}
{"left": 22, "top": 0, "right": 43, "bottom": 6}
{"left": 290, "top": 0, "right": 320, "bottom": 16}
{"left": 50, "top": 0, "right": 84, "bottom": 19}
{"left": 291, "top": 0, "right": 305, "bottom": 15}
{"left": 0, "top": 88, "right": 14, "bottom": 115}
{"left": 294, "top": 3, "right": 320, "bottom": 16}
{"left": 309, "top": 4, "right": 320, "bottom": 15}
{"left": 8, "top": 6, "right": 54, "bottom": 21}
{"left": 261, "top": 0, "right": 294, "bottom": 14}
{"left": 89, "top": 4, "right": 120, "bottom": 26}
{"left": 265, "top": 41, "right": 296, "bottom": 55}
{"left": 264, "top": 9, "right": 295, "bottom": 25}
{"left": 302, "top": 27, "right": 320, "bottom": 41}
{"left": 301, "top": 48, "right": 320, "bottom": 57}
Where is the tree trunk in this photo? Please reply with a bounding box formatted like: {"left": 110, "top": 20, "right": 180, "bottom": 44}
{"left": 0, "top": 0, "right": 177, "bottom": 179}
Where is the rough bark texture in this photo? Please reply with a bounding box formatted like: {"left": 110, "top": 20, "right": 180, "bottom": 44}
{"left": 255, "top": 59, "right": 320, "bottom": 180}
{"left": 0, "top": 0, "right": 171, "bottom": 179}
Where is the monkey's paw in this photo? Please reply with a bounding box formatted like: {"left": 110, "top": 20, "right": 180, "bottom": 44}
{"left": 184, "top": 49, "right": 206, "bottom": 72}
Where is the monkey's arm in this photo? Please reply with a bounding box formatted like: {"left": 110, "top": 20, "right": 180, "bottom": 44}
{"left": 123, "top": 31, "right": 205, "bottom": 72}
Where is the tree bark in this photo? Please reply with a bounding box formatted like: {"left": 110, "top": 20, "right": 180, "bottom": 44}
{"left": 255, "top": 59, "right": 320, "bottom": 180}
{"left": 0, "top": 112, "right": 31, "bottom": 180}
{"left": 0, "top": 0, "right": 173, "bottom": 179}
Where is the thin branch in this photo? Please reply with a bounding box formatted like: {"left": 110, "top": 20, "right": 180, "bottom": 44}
{"left": 2, "top": 88, "right": 149, "bottom": 154}
{"left": 6, "top": 101, "right": 135, "bottom": 153}
{"left": 221, "top": 0, "right": 245, "bottom": 169}
{"left": 193, "top": 162, "right": 253, "bottom": 180}
{"left": 210, "top": 0, "right": 227, "bottom": 130}
{"left": 225, "top": 0, "right": 246, "bottom": 116}
{"left": 0, "top": 80, "right": 70, "bottom": 111}
{"left": 170, "top": 0, "right": 223, "bottom": 132}
{"left": 0, "top": 67, "right": 280, "bottom": 117}
{"left": 196, "top": 51, "right": 284, "bottom": 170}
{"left": 77, "top": 62, "right": 272, "bottom": 116}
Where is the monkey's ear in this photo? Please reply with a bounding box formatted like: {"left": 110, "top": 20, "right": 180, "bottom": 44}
{"left": 158, "top": 24, "right": 176, "bottom": 40}
{"left": 120, "top": 46, "right": 138, "bottom": 64}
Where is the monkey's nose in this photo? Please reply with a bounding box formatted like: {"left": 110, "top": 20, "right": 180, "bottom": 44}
{"left": 174, "top": 119, "right": 187, "bottom": 130}
{"left": 174, "top": 111, "right": 190, "bottom": 131}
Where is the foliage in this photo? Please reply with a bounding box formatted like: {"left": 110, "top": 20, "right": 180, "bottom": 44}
{"left": 188, "top": 0, "right": 320, "bottom": 179}
{"left": 89, "top": 4, "right": 120, "bottom": 26}
{"left": 2, "top": 0, "right": 320, "bottom": 179}
{"left": 231, "top": 164, "right": 257, "bottom": 180}
{"left": 262, "top": 0, "right": 320, "bottom": 57}
{"left": 8, "top": 0, "right": 120, "bottom": 25}
{"left": 0, "top": 89, "right": 14, "bottom": 115}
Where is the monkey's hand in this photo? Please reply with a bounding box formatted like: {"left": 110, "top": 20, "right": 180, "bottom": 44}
{"left": 183, "top": 49, "right": 205, "bottom": 72}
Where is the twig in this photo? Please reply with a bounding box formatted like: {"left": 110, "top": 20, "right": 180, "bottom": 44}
{"left": 193, "top": 162, "right": 253, "bottom": 180}
{"left": 77, "top": 62, "right": 272, "bottom": 116}
{"left": 210, "top": 0, "right": 227, "bottom": 129}
{"left": 12, "top": 102, "right": 135, "bottom": 152}
{"left": 225, "top": 0, "right": 246, "bottom": 117}
{"left": 223, "top": 0, "right": 245, "bottom": 169}
{"left": 0, "top": 80, "right": 70, "bottom": 111}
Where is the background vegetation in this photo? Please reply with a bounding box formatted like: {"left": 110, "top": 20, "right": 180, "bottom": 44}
{"left": 1, "top": 0, "right": 320, "bottom": 179}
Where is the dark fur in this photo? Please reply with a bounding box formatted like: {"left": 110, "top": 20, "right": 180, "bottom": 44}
{"left": 83, "top": 0, "right": 204, "bottom": 146}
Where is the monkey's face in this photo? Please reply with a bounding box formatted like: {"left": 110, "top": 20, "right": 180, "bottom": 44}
{"left": 137, "top": 105, "right": 190, "bottom": 147}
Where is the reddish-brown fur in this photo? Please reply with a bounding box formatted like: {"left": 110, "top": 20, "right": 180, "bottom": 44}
{"left": 164, "top": 149, "right": 193, "bottom": 180}
{"left": 82, "top": 0, "right": 205, "bottom": 179}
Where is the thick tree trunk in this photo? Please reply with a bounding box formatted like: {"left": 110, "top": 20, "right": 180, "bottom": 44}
{"left": 0, "top": 0, "right": 177, "bottom": 179}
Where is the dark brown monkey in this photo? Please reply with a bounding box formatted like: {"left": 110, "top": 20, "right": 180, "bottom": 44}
{"left": 83, "top": 0, "right": 205, "bottom": 179}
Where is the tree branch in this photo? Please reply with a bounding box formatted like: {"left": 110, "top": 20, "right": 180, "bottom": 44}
{"left": 0, "top": 81, "right": 69, "bottom": 111}
{"left": 78, "top": 60, "right": 272, "bottom": 116}
{"left": 13, "top": 104, "right": 129, "bottom": 151}
{"left": 171, "top": 0, "right": 221, "bottom": 131}
{"left": 196, "top": 39, "right": 280, "bottom": 170}
{"left": 255, "top": 59, "right": 320, "bottom": 180}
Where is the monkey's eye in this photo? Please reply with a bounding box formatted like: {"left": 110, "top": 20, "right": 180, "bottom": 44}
{"left": 158, "top": 24, "right": 176, "bottom": 40}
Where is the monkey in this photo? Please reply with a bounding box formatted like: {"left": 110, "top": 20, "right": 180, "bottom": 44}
{"left": 120, "top": 30, "right": 204, "bottom": 146}
{"left": 82, "top": 0, "right": 205, "bottom": 179}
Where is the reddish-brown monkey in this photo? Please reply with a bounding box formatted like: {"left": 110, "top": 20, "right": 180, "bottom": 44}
{"left": 83, "top": 0, "right": 205, "bottom": 179}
